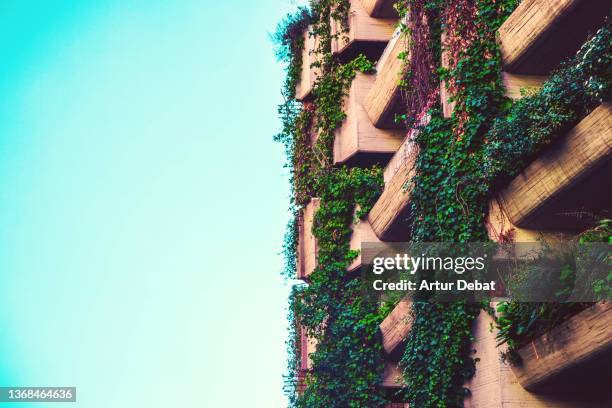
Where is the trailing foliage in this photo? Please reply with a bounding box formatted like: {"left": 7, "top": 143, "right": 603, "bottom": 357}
{"left": 581, "top": 219, "right": 612, "bottom": 300}
{"left": 495, "top": 220, "right": 612, "bottom": 364}
{"left": 273, "top": 9, "right": 317, "bottom": 283}
{"left": 276, "top": 0, "right": 611, "bottom": 405}
{"left": 284, "top": 285, "right": 306, "bottom": 406}
{"left": 275, "top": 2, "right": 392, "bottom": 406}
{"left": 395, "top": 0, "right": 442, "bottom": 126}
{"left": 400, "top": 302, "right": 480, "bottom": 407}
{"left": 484, "top": 17, "right": 612, "bottom": 187}
{"left": 398, "top": 1, "right": 518, "bottom": 406}
{"left": 296, "top": 167, "right": 388, "bottom": 408}
{"left": 310, "top": 55, "right": 376, "bottom": 178}
{"left": 401, "top": 7, "right": 611, "bottom": 406}
{"left": 491, "top": 19, "right": 612, "bottom": 364}
{"left": 273, "top": 7, "right": 314, "bottom": 100}
{"left": 408, "top": 0, "right": 519, "bottom": 243}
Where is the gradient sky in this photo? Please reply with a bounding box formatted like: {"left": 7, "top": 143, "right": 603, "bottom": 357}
{"left": 0, "top": 1, "right": 300, "bottom": 406}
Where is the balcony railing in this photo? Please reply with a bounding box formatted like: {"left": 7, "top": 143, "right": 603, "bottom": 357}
{"left": 462, "top": 308, "right": 609, "bottom": 407}
{"left": 347, "top": 211, "right": 381, "bottom": 272}
{"left": 499, "top": 0, "right": 612, "bottom": 75}
{"left": 296, "top": 26, "right": 320, "bottom": 101}
{"left": 334, "top": 72, "right": 404, "bottom": 166}
{"left": 512, "top": 302, "right": 612, "bottom": 393}
{"left": 368, "top": 129, "right": 420, "bottom": 241}
{"left": 297, "top": 198, "right": 320, "bottom": 280}
{"left": 331, "top": 0, "right": 396, "bottom": 61}
{"left": 360, "top": 0, "right": 399, "bottom": 18}
{"left": 496, "top": 102, "right": 612, "bottom": 230}
{"left": 364, "top": 28, "right": 406, "bottom": 129}
{"left": 380, "top": 295, "right": 412, "bottom": 360}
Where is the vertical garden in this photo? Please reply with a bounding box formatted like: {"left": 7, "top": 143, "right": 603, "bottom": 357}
{"left": 274, "top": 1, "right": 611, "bottom": 407}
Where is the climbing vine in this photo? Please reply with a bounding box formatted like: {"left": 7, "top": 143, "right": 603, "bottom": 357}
{"left": 296, "top": 167, "right": 387, "bottom": 408}
{"left": 275, "top": 0, "right": 611, "bottom": 406}
{"left": 395, "top": 0, "right": 442, "bottom": 127}
{"left": 484, "top": 19, "right": 612, "bottom": 187}
{"left": 401, "top": 5, "right": 611, "bottom": 406}
{"left": 491, "top": 18, "right": 611, "bottom": 363}
{"left": 284, "top": 285, "right": 305, "bottom": 407}
{"left": 394, "top": 1, "right": 519, "bottom": 406}
{"left": 274, "top": 1, "right": 393, "bottom": 407}
{"left": 495, "top": 219, "right": 611, "bottom": 364}
{"left": 273, "top": 7, "right": 314, "bottom": 101}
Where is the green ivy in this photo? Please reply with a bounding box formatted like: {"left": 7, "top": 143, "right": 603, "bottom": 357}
{"left": 496, "top": 220, "right": 612, "bottom": 364}
{"left": 312, "top": 55, "right": 375, "bottom": 169}
{"left": 276, "top": 1, "right": 611, "bottom": 407}
{"left": 273, "top": 7, "right": 314, "bottom": 100}
{"left": 399, "top": 1, "right": 519, "bottom": 406}
{"left": 581, "top": 219, "right": 612, "bottom": 301}
{"left": 296, "top": 167, "right": 388, "bottom": 408}
{"left": 484, "top": 18, "right": 612, "bottom": 187}
{"left": 402, "top": 7, "right": 611, "bottom": 407}
{"left": 275, "top": 2, "right": 394, "bottom": 406}
{"left": 400, "top": 302, "right": 480, "bottom": 407}
{"left": 492, "top": 19, "right": 611, "bottom": 363}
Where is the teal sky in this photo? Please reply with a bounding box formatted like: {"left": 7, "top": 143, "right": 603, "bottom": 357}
{"left": 0, "top": 1, "right": 300, "bottom": 406}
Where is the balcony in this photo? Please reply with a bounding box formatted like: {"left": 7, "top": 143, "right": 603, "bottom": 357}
{"left": 296, "top": 372, "right": 307, "bottom": 395}
{"left": 486, "top": 197, "right": 573, "bottom": 245}
{"left": 368, "top": 133, "right": 419, "bottom": 241}
{"left": 502, "top": 72, "right": 547, "bottom": 100}
{"left": 381, "top": 361, "right": 405, "bottom": 389}
{"left": 511, "top": 302, "right": 612, "bottom": 394}
{"left": 334, "top": 72, "right": 405, "bottom": 166}
{"left": 297, "top": 198, "right": 320, "bottom": 280}
{"left": 298, "top": 199, "right": 374, "bottom": 276}
{"left": 299, "top": 325, "right": 317, "bottom": 372}
{"left": 379, "top": 295, "right": 412, "bottom": 360}
{"left": 496, "top": 102, "right": 612, "bottom": 230}
{"left": 498, "top": 0, "right": 612, "bottom": 75}
{"left": 331, "top": 0, "right": 396, "bottom": 61}
{"left": 441, "top": 47, "right": 546, "bottom": 118}
{"left": 364, "top": 29, "right": 406, "bottom": 129}
{"left": 296, "top": 324, "right": 316, "bottom": 396}
{"left": 360, "top": 0, "right": 399, "bottom": 18}
{"left": 463, "top": 308, "right": 609, "bottom": 407}
{"left": 380, "top": 362, "right": 406, "bottom": 403}
{"left": 296, "top": 26, "right": 321, "bottom": 101}
{"left": 348, "top": 211, "right": 381, "bottom": 272}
